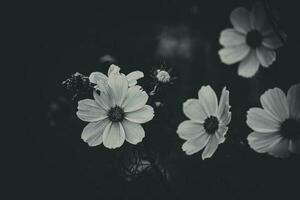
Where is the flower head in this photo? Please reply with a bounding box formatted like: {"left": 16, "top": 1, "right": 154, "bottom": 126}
{"left": 177, "top": 86, "right": 231, "bottom": 159}
{"left": 247, "top": 83, "right": 300, "bottom": 158}
{"left": 218, "top": 2, "right": 284, "bottom": 78}
{"left": 156, "top": 70, "right": 171, "bottom": 83}
{"left": 77, "top": 72, "right": 154, "bottom": 149}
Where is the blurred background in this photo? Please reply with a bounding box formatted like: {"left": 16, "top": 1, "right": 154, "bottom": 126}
{"left": 12, "top": 0, "right": 300, "bottom": 199}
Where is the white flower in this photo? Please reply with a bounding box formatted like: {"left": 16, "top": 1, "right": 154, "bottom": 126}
{"left": 247, "top": 83, "right": 300, "bottom": 158}
{"left": 77, "top": 72, "right": 154, "bottom": 149}
{"left": 89, "top": 64, "right": 144, "bottom": 89}
{"left": 218, "top": 2, "right": 284, "bottom": 78}
{"left": 156, "top": 69, "right": 171, "bottom": 83}
{"left": 177, "top": 86, "right": 231, "bottom": 159}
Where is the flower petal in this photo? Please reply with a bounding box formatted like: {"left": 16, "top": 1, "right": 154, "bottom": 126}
{"left": 125, "top": 105, "right": 154, "bottom": 124}
{"left": 183, "top": 99, "right": 207, "bottom": 123}
{"left": 107, "top": 64, "right": 120, "bottom": 76}
{"left": 238, "top": 50, "right": 259, "bottom": 78}
{"left": 126, "top": 71, "right": 144, "bottom": 87}
{"left": 287, "top": 83, "right": 300, "bottom": 120}
{"left": 218, "top": 45, "right": 250, "bottom": 65}
{"left": 230, "top": 7, "right": 251, "bottom": 34}
{"left": 247, "top": 131, "right": 282, "bottom": 153}
{"left": 122, "top": 119, "right": 145, "bottom": 145}
{"left": 102, "top": 122, "right": 125, "bottom": 149}
{"left": 247, "top": 107, "right": 281, "bottom": 133}
{"left": 219, "top": 28, "right": 246, "bottom": 47}
{"left": 262, "top": 34, "right": 283, "bottom": 50}
{"left": 256, "top": 47, "right": 276, "bottom": 67}
{"left": 250, "top": 2, "right": 268, "bottom": 32}
{"left": 89, "top": 72, "right": 107, "bottom": 84}
{"left": 260, "top": 88, "right": 289, "bottom": 121}
{"left": 77, "top": 99, "right": 108, "bottom": 122}
{"left": 177, "top": 120, "right": 205, "bottom": 140}
{"left": 81, "top": 119, "right": 110, "bottom": 146}
{"left": 217, "top": 87, "right": 231, "bottom": 125}
{"left": 202, "top": 135, "right": 220, "bottom": 160}
{"left": 122, "top": 86, "right": 148, "bottom": 112}
{"left": 216, "top": 125, "right": 228, "bottom": 142}
{"left": 182, "top": 134, "right": 210, "bottom": 155}
{"left": 93, "top": 91, "right": 110, "bottom": 111}
{"left": 268, "top": 138, "right": 290, "bottom": 158}
{"left": 108, "top": 73, "right": 128, "bottom": 106}
{"left": 198, "top": 85, "right": 218, "bottom": 117}
{"left": 289, "top": 138, "right": 300, "bottom": 154}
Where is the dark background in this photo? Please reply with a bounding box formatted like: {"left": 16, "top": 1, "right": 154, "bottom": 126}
{"left": 10, "top": 0, "right": 300, "bottom": 199}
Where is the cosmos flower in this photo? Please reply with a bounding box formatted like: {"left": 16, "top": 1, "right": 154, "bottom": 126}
{"left": 247, "top": 83, "right": 300, "bottom": 158}
{"left": 89, "top": 64, "right": 144, "bottom": 90}
{"left": 77, "top": 72, "right": 154, "bottom": 149}
{"left": 156, "top": 69, "right": 171, "bottom": 83}
{"left": 218, "top": 2, "right": 284, "bottom": 78}
{"left": 177, "top": 86, "right": 231, "bottom": 159}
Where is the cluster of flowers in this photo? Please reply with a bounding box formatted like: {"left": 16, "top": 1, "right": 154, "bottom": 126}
{"left": 72, "top": 2, "right": 299, "bottom": 162}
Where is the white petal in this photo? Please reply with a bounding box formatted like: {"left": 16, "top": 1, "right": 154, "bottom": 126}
{"left": 122, "top": 86, "right": 148, "bottom": 112}
{"left": 217, "top": 87, "right": 231, "bottom": 125}
{"left": 202, "top": 135, "right": 220, "bottom": 160}
{"left": 177, "top": 120, "right": 205, "bottom": 140}
{"left": 183, "top": 99, "right": 207, "bottom": 123}
{"left": 218, "top": 45, "right": 250, "bottom": 65}
{"left": 287, "top": 83, "right": 300, "bottom": 120}
{"left": 250, "top": 2, "right": 268, "bottom": 32}
{"left": 81, "top": 119, "right": 110, "bottom": 146}
{"left": 107, "top": 64, "right": 120, "bottom": 76}
{"left": 219, "top": 28, "right": 246, "bottom": 47}
{"left": 126, "top": 71, "right": 144, "bottom": 87}
{"left": 289, "top": 139, "right": 300, "bottom": 154}
{"left": 108, "top": 73, "right": 128, "bottom": 106}
{"left": 77, "top": 99, "right": 107, "bottom": 122}
{"left": 268, "top": 138, "right": 290, "bottom": 158}
{"left": 262, "top": 34, "right": 283, "bottom": 50}
{"left": 247, "top": 131, "right": 282, "bottom": 153}
{"left": 93, "top": 91, "right": 110, "bottom": 111}
{"left": 238, "top": 50, "right": 259, "bottom": 78}
{"left": 182, "top": 134, "right": 210, "bottom": 155}
{"left": 230, "top": 7, "right": 251, "bottom": 34}
{"left": 125, "top": 105, "right": 154, "bottom": 124}
{"left": 260, "top": 88, "right": 289, "bottom": 121}
{"left": 216, "top": 125, "right": 228, "bottom": 142}
{"left": 89, "top": 72, "right": 107, "bottom": 84}
{"left": 197, "top": 86, "right": 218, "bottom": 117}
{"left": 256, "top": 47, "right": 276, "bottom": 67}
{"left": 122, "top": 119, "right": 145, "bottom": 145}
{"left": 246, "top": 108, "right": 280, "bottom": 133}
{"left": 102, "top": 122, "right": 125, "bottom": 149}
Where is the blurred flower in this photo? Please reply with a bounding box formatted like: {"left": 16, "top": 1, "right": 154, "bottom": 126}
{"left": 98, "top": 54, "right": 116, "bottom": 64}
{"left": 156, "top": 26, "right": 192, "bottom": 59}
{"left": 247, "top": 83, "right": 300, "bottom": 158}
{"left": 77, "top": 72, "right": 154, "bottom": 149}
{"left": 218, "top": 2, "right": 284, "bottom": 78}
{"left": 177, "top": 86, "right": 231, "bottom": 159}
{"left": 62, "top": 72, "right": 94, "bottom": 100}
{"left": 89, "top": 64, "right": 144, "bottom": 90}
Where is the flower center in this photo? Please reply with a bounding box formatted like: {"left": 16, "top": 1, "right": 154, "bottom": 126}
{"left": 204, "top": 116, "right": 219, "bottom": 134}
{"left": 246, "top": 30, "right": 263, "bottom": 48}
{"left": 156, "top": 70, "right": 171, "bottom": 83}
{"left": 108, "top": 106, "right": 125, "bottom": 122}
{"left": 280, "top": 118, "right": 300, "bottom": 140}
